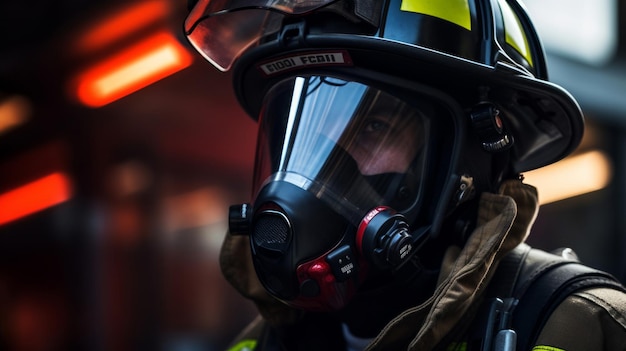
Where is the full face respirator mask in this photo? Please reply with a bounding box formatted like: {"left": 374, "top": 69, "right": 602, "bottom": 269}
{"left": 228, "top": 75, "right": 460, "bottom": 311}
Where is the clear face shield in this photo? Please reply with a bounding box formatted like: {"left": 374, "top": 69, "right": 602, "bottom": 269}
{"left": 185, "top": 0, "right": 381, "bottom": 71}
{"left": 244, "top": 76, "right": 445, "bottom": 310}
{"left": 254, "top": 76, "right": 430, "bottom": 224}
{"left": 185, "top": 0, "right": 339, "bottom": 71}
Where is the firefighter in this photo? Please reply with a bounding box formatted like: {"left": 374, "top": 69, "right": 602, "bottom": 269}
{"left": 184, "top": 0, "right": 626, "bottom": 349}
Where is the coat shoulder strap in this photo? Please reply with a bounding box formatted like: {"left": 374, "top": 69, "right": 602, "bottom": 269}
{"left": 487, "top": 243, "right": 626, "bottom": 351}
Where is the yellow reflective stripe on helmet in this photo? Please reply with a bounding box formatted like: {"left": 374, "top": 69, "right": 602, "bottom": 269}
{"left": 532, "top": 346, "right": 566, "bottom": 351}
{"left": 498, "top": 0, "right": 533, "bottom": 67}
{"left": 227, "top": 339, "right": 257, "bottom": 351}
{"left": 400, "top": 0, "right": 471, "bottom": 31}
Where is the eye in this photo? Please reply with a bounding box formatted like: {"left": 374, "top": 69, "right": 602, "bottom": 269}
{"left": 363, "top": 118, "right": 391, "bottom": 133}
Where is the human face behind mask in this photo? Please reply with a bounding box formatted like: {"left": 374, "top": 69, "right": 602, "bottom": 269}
{"left": 253, "top": 76, "right": 430, "bottom": 220}
{"left": 338, "top": 90, "right": 425, "bottom": 176}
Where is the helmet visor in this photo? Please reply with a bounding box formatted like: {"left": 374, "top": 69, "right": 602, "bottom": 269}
{"left": 254, "top": 76, "right": 434, "bottom": 225}
{"left": 185, "top": 0, "right": 340, "bottom": 71}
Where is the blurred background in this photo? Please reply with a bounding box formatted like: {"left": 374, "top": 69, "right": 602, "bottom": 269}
{"left": 0, "top": 0, "right": 624, "bottom": 350}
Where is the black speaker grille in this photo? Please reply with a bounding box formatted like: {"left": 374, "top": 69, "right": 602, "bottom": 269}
{"left": 254, "top": 213, "right": 289, "bottom": 247}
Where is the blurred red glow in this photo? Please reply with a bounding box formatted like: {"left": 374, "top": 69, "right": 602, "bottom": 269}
{"left": 75, "top": 0, "right": 170, "bottom": 53}
{"left": 74, "top": 31, "right": 193, "bottom": 107}
{"left": 0, "top": 172, "right": 72, "bottom": 226}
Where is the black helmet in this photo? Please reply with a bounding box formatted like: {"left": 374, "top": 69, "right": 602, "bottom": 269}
{"left": 185, "top": 0, "right": 584, "bottom": 311}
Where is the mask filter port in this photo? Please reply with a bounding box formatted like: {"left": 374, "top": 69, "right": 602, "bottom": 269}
{"left": 357, "top": 207, "right": 415, "bottom": 269}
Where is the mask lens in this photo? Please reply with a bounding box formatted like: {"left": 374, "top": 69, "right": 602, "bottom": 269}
{"left": 254, "top": 76, "right": 433, "bottom": 223}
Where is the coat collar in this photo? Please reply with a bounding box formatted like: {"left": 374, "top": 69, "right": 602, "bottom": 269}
{"left": 367, "top": 179, "right": 539, "bottom": 350}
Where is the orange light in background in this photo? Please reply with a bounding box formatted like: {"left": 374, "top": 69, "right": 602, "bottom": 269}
{"left": 75, "top": 0, "right": 170, "bottom": 53}
{"left": 0, "top": 172, "right": 73, "bottom": 226}
{"left": 523, "top": 150, "right": 612, "bottom": 205}
{"left": 0, "top": 95, "right": 31, "bottom": 135}
{"left": 162, "top": 187, "right": 229, "bottom": 253}
{"left": 109, "top": 161, "right": 153, "bottom": 197}
{"left": 74, "top": 31, "right": 193, "bottom": 107}
{"left": 163, "top": 187, "right": 228, "bottom": 231}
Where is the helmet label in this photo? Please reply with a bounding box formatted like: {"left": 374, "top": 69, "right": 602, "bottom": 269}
{"left": 257, "top": 51, "right": 352, "bottom": 75}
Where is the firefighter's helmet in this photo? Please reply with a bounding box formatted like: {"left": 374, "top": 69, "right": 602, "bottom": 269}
{"left": 185, "top": 0, "right": 584, "bottom": 311}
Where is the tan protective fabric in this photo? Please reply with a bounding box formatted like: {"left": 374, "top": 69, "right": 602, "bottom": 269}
{"left": 534, "top": 287, "right": 626, "bottom": 351}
